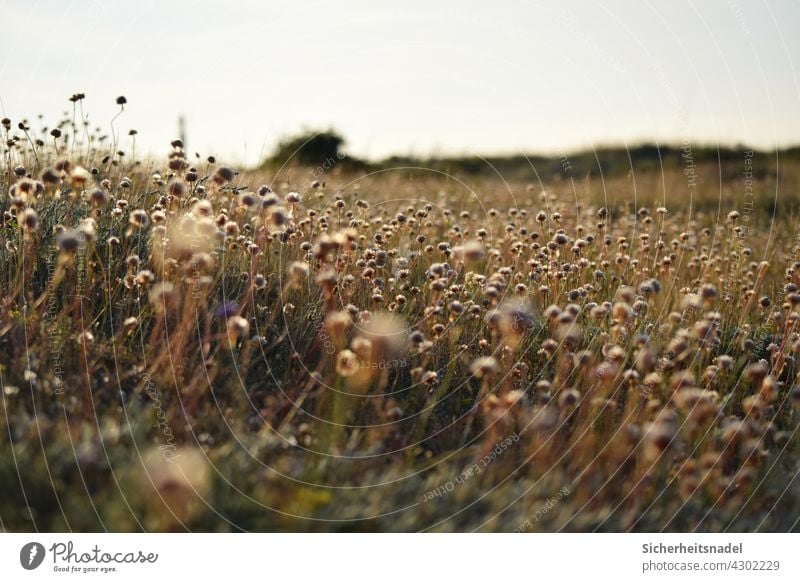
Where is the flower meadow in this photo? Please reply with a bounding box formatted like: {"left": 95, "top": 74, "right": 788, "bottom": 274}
{"left": 2, "top": 99, "right": 800, "bottom": 532}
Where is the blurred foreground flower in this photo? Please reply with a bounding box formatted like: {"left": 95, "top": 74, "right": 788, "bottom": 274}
{"left": 138, "top": 447, "right": 211, "bottom": 529}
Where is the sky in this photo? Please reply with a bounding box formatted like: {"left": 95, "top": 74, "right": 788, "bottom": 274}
{"left": 1, "top": 0, "right": 799, "bottom": 165}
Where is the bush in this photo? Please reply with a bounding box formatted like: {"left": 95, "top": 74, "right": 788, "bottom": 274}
{"left": 269, "top": 129, "right": 347, "bottom": 168}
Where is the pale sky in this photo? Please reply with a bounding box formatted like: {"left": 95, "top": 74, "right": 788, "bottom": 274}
{"left": 2, "top": 0, "right": 799, "bottom": 164}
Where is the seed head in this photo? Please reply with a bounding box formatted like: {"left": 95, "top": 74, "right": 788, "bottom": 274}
{"left": 20, "top": 208, "right": 38, "bottom": 232}
{"left": 213, "top": 166, "right": 236, "bottom": 185}
{"left": 129, "top": 209, "right": 150, "bottom": 228}
{"left": 470, "top": 356, "right": 499, "bottom": 379}
{"left": 336, "top": 350, "right": 360, "bottom": 377}
{"left": 56, "top": 229, "right": 81, "bottom": 253}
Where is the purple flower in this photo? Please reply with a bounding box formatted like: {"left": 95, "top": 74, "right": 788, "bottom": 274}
{"left": 213, "top": 301, "right": 239, "bottom": 319}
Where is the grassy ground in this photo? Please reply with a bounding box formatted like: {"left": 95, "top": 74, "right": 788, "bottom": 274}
{"left": 2, "top": 115, "right": 800, "bottom": 532}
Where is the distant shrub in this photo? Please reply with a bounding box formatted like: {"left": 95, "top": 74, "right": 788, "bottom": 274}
{"left": 269, "top": 129, "right": 347, "bottom": 168}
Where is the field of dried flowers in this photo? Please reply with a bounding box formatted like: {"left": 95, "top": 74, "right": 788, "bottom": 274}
{"left": 2, "top": 101, "right": 800, "bottom": 532}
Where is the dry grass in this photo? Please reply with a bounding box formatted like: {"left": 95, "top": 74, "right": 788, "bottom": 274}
{"left": 2, "top": 105, "right": 800, "bottom": 532}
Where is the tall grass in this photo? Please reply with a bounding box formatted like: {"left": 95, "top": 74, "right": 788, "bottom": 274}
{"left": 2, "top": 105, "right": 800, "bottom": 532}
